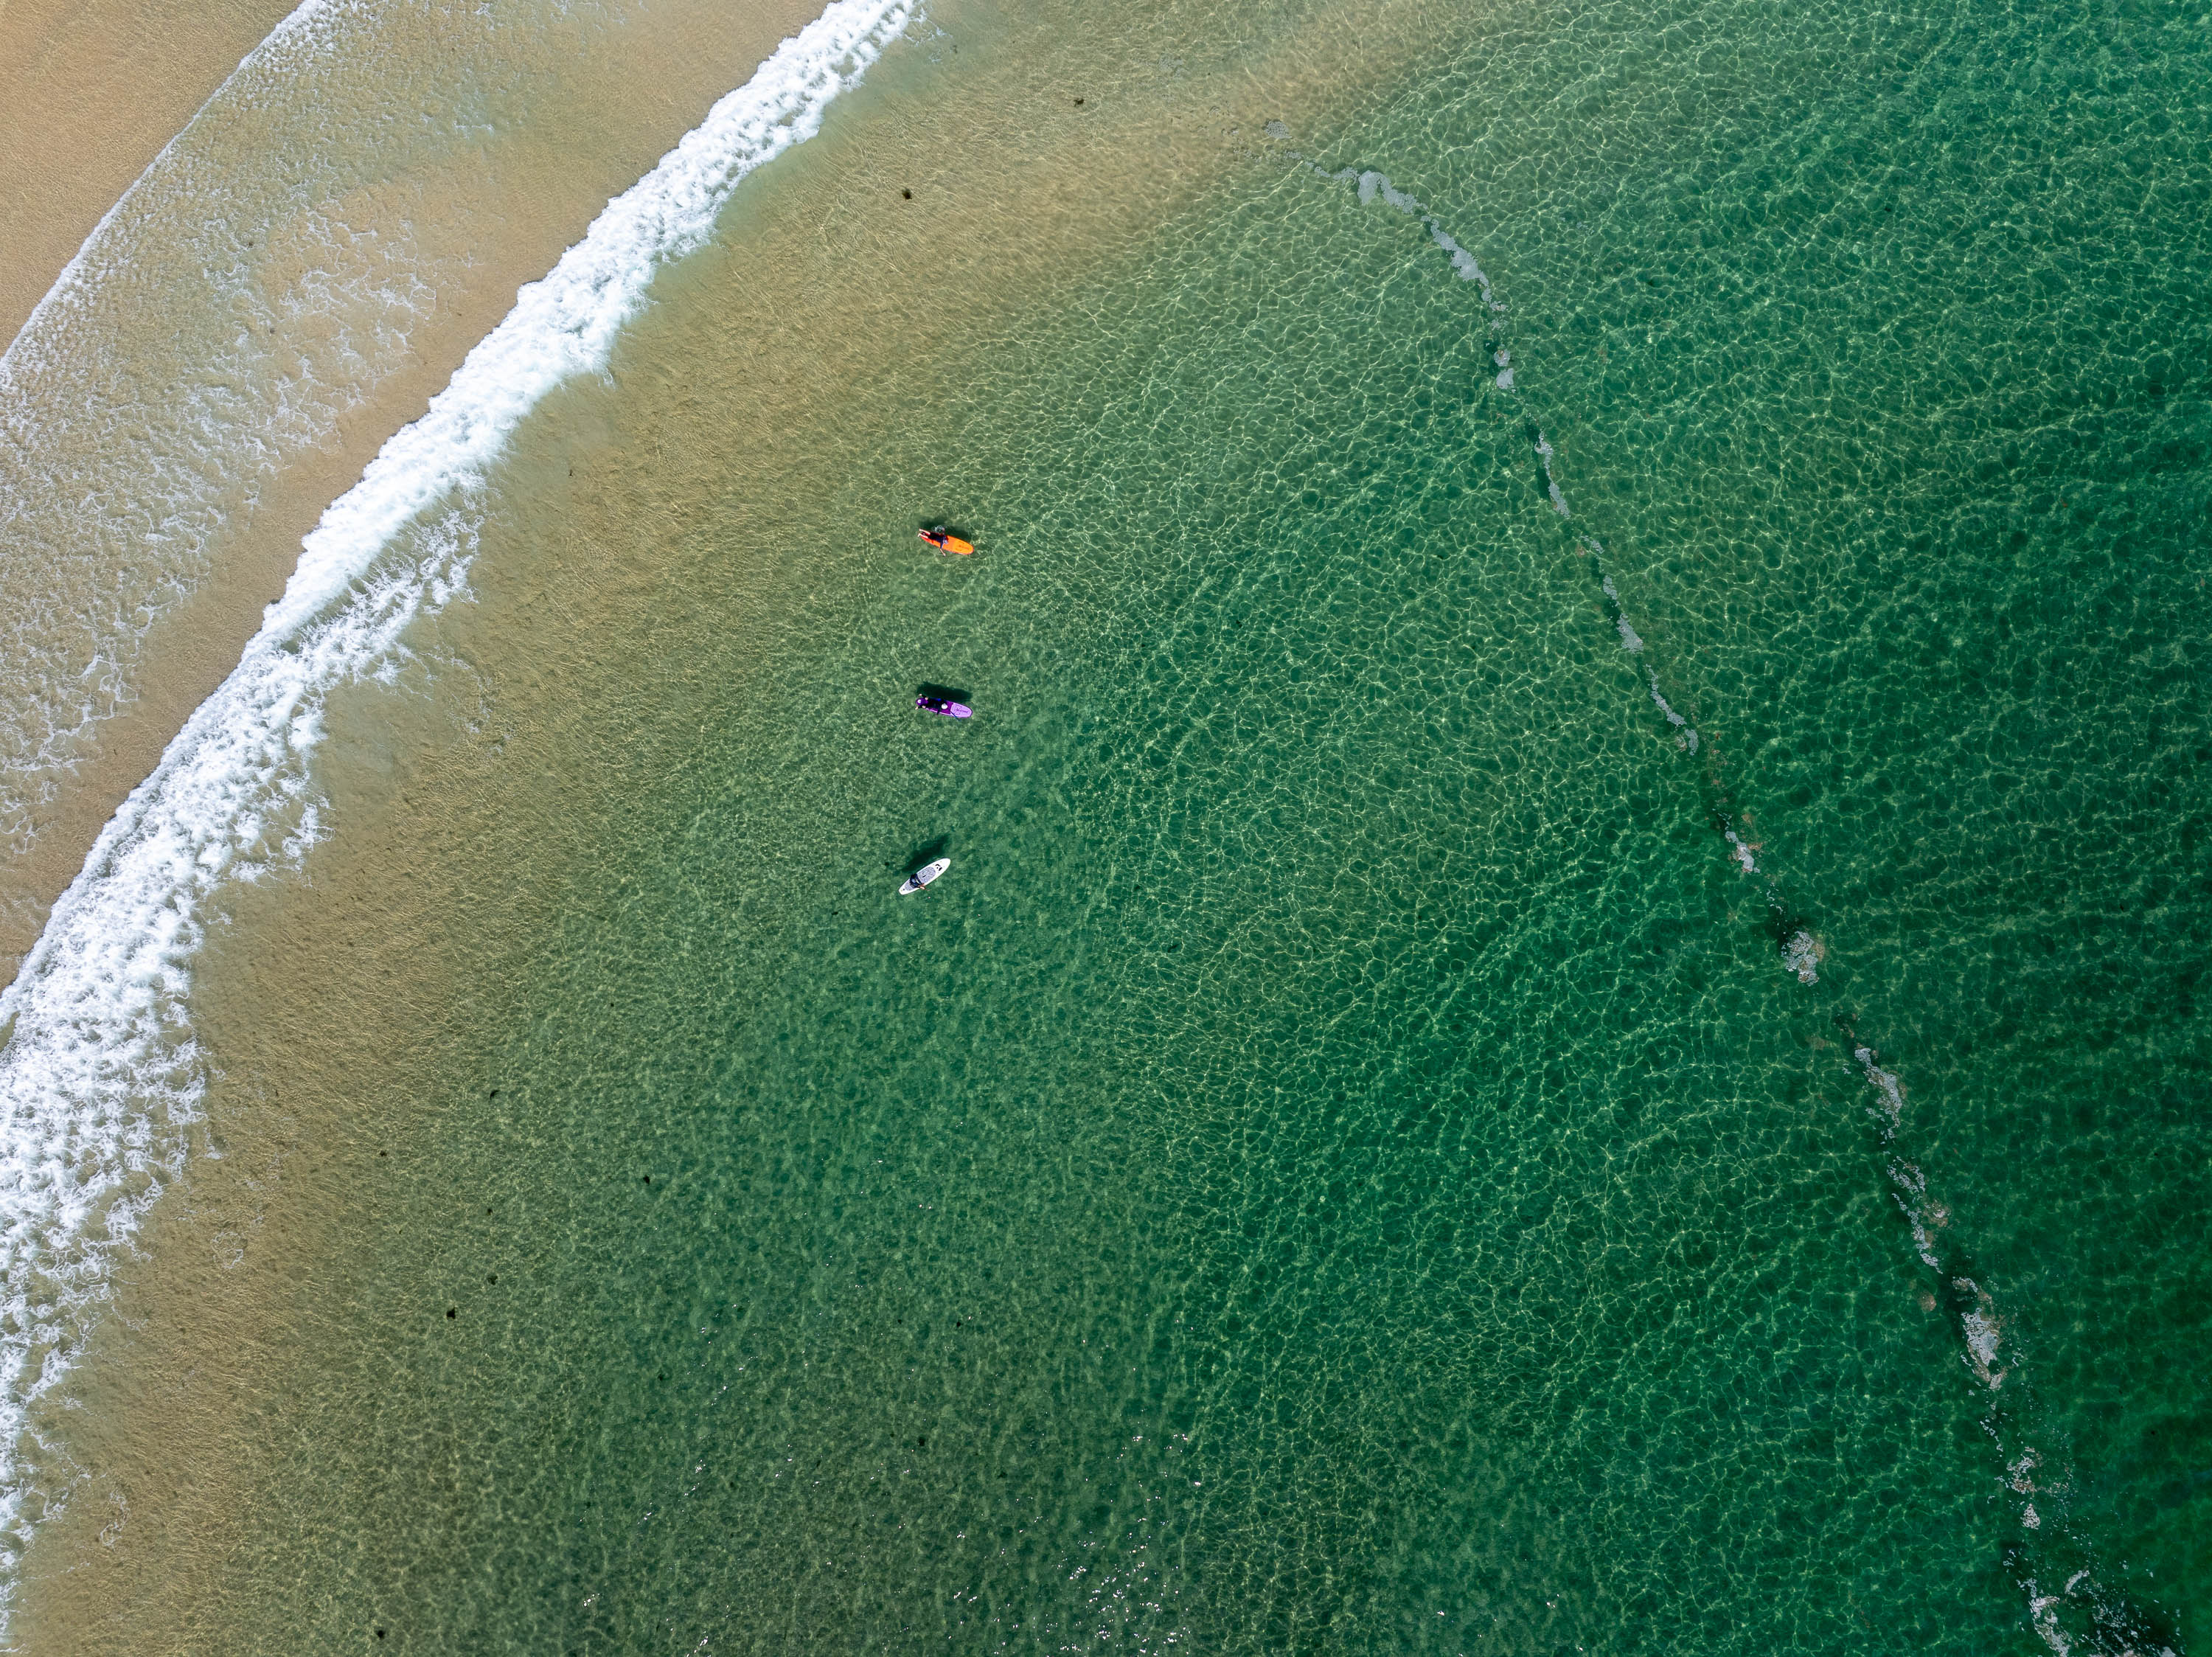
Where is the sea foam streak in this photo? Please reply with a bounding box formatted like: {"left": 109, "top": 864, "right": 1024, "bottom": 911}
{"left": 1310, "top": 156, "right": 2171, "bottom": 1656}
{"left": 0, "top": 0, "right": 912, "bottom": 1600}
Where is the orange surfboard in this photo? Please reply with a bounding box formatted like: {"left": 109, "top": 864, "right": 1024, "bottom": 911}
{"left": 919, "top": 527, "right": 975, "bottom": 555}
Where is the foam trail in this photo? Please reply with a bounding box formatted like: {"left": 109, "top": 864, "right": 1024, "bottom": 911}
{"left": 1780, "top": 928, "right": 1821, "bottom": 984}
{"left": 1601, "top": 577, "right": 1644, "bottom": 652}
{"left": 1307, "top": 156, "right": 2173, "bottom": 1656}
{"left": 1650, "top": 676, "right": 1700, "bottom": 755}
{"left": 0, "top": 0, "right": 913, "bottom": 1614}
{"left": 1304, "top": 162, "right": 1705, "bottom": 760}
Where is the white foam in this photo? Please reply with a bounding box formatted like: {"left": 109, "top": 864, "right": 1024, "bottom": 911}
{"left": 1725, "top": 829, "right": 1758, "bottom": 875}
{"left": 1887, "top": 1161, "right": 1941, "bottom": 1268}
{"left": 1949, "top": 1276, "right": 2008, "bottom": 1389}
{"left": 1647, "top": 674, "right": 1699, "bottom": 753}
{"left": 1961, "top": 1307, "right": 2006, "bottom": 1387}
{"left": 1533, "top": 434, "right": 1573, "bottom": 517}
{"left": 1600, "top": 577, "right": 1647, "bottom": 653}
{"left": 1894, "top": 1198, "right": 1941, "bottom": 1271}
{"left": 0, "top": 0, "right": 912, "bottom": 1609}
{"left": 1854, "top": 1046, "right": 1905, "bottom": 1135}
{"left": 1318, "top": 144, "right": 2146, "bottom": 1657}
{"left": 1781, "top": 928, "right": 1820, "bottom": 984}
{"left": 1854, "top": 1045, "right": 2122, "bottom": 1639}
{"left": 2028, "top": 1585, "right": 2073, "bottom": 1657}
{"left": 0, "top": 0, "right": 364, "bottom": 858}
{"left": 279, "top": 0, "right": 912, "bottom": 636}
{"left": 1356, "top": 170, "right": 1422, "bottom": 215}
{"left": 1322, "top": 164, "right": 1500, "bottom": 306}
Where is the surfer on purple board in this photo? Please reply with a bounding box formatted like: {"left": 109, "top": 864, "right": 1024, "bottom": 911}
{"left": 916, "top": 693, "right": 972, "bottom": 718}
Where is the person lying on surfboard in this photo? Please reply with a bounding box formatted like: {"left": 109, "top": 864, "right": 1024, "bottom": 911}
{"left": 900, "top": 856, "right": 951, "bottom": 894}
{"left": 919, "top": 525, "right": 975, "bottom": 555}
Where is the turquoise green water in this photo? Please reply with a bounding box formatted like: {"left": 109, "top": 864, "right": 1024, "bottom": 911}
{"left": 142, "top": 0, "right": 2207, "bottom": 1649}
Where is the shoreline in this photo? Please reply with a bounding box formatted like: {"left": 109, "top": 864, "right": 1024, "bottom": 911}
{"left": 0, "top": 0, "right": 300, "bottom": 347}
{"left": 0, "top": 0, "right": 828, "bottom": 986}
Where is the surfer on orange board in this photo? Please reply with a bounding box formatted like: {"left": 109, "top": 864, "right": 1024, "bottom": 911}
{"left": 919, "top": 525, "right": 975, "bottom": 555}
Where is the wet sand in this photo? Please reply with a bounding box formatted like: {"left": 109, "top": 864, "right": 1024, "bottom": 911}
{"left": 0, "top": 0, "right": 299, "bottom": 344}
{"left": 0, "top": 0, "right": 824, "bottom": 984}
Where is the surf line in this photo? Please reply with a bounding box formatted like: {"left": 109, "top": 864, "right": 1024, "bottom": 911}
{"left": 1301, "top": 159, "right": 2172, "bottom": 1657}
{"left": 0, "top": 0, "right": 917, "bottom": 1611}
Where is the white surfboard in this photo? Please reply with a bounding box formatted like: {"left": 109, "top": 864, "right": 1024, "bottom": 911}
{"left": 899, "top": 857, "right": 950, "bottom": 894}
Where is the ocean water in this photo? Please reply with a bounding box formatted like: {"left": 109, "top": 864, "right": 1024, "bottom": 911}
{"left": 6, "top": 0, "right": 2208, "bottom": 1649}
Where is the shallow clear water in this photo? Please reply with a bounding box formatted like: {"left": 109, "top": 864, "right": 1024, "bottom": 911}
{"left": 23, "top": 0, "right": 2208, "bottom": 1647}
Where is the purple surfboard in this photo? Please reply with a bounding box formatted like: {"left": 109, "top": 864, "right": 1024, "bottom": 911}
{"left": 916, "top": 695, "right": 972, "bottom": 718}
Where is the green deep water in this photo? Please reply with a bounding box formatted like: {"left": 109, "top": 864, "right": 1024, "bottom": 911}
{"left": 174, "top": 0, "right": 2208, "bottom": 1649}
